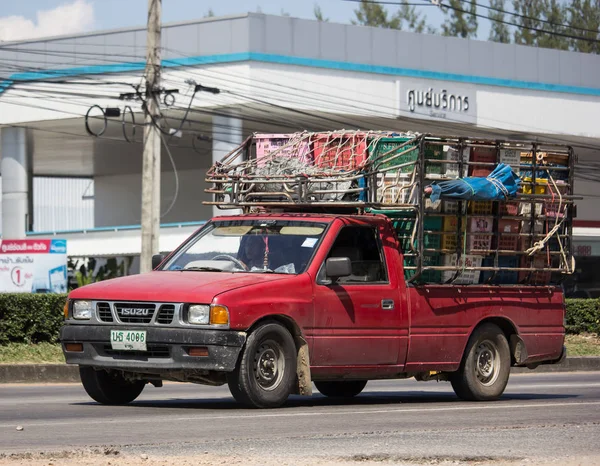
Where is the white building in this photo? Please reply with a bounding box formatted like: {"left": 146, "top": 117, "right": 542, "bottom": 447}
{"left": 0, "top": 13, "right": 599, "bottom": 293}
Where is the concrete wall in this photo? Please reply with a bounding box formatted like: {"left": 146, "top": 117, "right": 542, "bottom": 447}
{"left": 0, "top": 177, "right": 94, "bottom": 234}
{"left": 94, "top": 169, "right": 212, "bottom": 227}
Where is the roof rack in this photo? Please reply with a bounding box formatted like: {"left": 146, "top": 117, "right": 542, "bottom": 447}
{"left": 204, "top": 130, "right": 576, "bottom": 285}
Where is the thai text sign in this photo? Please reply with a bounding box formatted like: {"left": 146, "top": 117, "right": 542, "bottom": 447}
{"left": 0, "top": 239, "right": 67, "bottom": 293}
{"left": 399, "top": 78, "right": 477, "bottom": 124}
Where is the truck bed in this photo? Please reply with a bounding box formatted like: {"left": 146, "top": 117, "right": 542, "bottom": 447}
{"left": 404, "top": 284, "right": 564, "bottom": 371}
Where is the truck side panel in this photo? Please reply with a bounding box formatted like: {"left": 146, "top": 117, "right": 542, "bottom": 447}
{"left": 404, "top": 286, "right": 564, "bottom": 371}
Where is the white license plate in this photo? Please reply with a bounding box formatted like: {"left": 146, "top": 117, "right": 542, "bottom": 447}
{"left": 110, "top": 330, "right": 147, "bottom": 351}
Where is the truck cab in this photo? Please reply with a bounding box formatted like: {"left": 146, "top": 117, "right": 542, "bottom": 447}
{"left": 61, "top": 212, "right": 566, "bottom": 408}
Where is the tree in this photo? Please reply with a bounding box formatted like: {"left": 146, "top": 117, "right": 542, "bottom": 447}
{"left": 441, "top": 0, "right": 478, "bottom": 38}
{"left": 397, "top": 3, "right": 427, "bottom": 33}
{"left": 204, "top": 8, "right": 215, "bottom": 18}
{"left": 314, "top": 4, "right": 329, "bottom": 22}
{"left": 537, "top": 0, "right": 570, "bottom": 50}
{"left": 352, "top": 0, "right": 401, "bottom": 28}
{"left": 488, "top": 0, "right": 511, "bottom": 43}
{"left": 568, "top": 0, "right": 600, "bottom": 54}
{"left": 513, "top": 0, "right": 571, "bottom": 49}
{"left": 351, "top": 0, "right": 429, "bottom": 32}
{"left": 513, "top": 0, "right": 544, "bottom": 45}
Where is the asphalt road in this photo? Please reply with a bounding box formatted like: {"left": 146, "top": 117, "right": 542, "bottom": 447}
{"left": 1, "top": 372, "right": 599, "bottom": 463}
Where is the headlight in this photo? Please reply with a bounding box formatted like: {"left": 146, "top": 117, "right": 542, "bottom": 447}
{"left": 72, "top": 300, "right": 92, "bottom": 320}
{"left": 188, "top": 304, "right": 210, "bottom": 325}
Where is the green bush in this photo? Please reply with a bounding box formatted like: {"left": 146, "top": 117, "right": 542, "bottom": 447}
{"left": 0, "top": 293, "right": 67, "bottom": 344}
{"left": 0, "top": 294, "right": 598, "bottom": 345}
{"left": 565, "top": 299, "right": 600, "bottom": 335}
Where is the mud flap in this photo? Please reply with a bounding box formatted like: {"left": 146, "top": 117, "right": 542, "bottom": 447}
{"left": 510, "top": 334, "right": 528, "bottom": 365}
{"left": 295, "top": 337, "right": 312, "bottom": 396}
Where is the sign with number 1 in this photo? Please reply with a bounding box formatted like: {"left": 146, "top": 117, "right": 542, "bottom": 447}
{"left": 0, "top": 239, "right": 67, "bottom": 293}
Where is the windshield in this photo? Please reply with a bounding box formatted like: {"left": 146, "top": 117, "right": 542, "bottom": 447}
{"left": 161, "top": 220, "right": 328, "bottom": 274}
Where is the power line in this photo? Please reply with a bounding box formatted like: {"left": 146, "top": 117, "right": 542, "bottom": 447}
{"left": 158, "top": 49, "right": 600, "bottom": 151}
{"left": 4, "top": 41, "right": 600, "bottom": 153}
{"left": 342, "top": 0, "right": 600, "bottom": 43}
{"left": 460, "top": 0, "right": 600, "bottom": 36}
{"left": 7, "top": 60, "right": 600, "bottom": 153}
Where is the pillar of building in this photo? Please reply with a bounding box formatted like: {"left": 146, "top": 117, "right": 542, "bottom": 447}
{"left": 211, "top": 112, "right": 243, "bottom": 218}
{"left": 1, "top": 127, "right": 31, "bottom": 239}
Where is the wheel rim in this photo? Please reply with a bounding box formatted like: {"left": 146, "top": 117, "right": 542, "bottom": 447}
{"left": 474, "top": 340, "right": 500, "bottom": 386}
{"left": 253, "top": 339, "right": 285, "bottom": 391}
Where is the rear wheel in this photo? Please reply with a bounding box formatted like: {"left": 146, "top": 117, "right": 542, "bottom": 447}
{"left": 315, "top": 380, "right": 367, "bottom": 398}
{"left": 451, "top": 323, "right": 511, "bottom": 401}
{"left": 79, "top": 367, "right": 146, "bottom": 405}
{"left": 227, "top": 322, "right": 297, "bottom": 408}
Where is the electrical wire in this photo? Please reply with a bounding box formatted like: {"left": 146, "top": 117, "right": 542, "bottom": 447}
{"left": 458, "top": 0, "right": 600, "bottom": 36}
{"left": 159, "top": 132, "right": 180, "bottom": 218}
{"left": 7, "top": 58, "right": 600, "bottom": 155}
{"left": 157, "top": 51, "right": 600, "bottom": 152}
{"left": 342, "top": 0, "right": 600, "bottom": 43}
{"left": 122, "top": 105, "right": 137, "bottom": 143}
{"left": 4, "top": 40, "right": 600, "bottom": 160}
{"left": 2, "top": 40, "right": 592, "bottom": 144}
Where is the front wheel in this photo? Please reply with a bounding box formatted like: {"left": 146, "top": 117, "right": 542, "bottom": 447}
{"left": 227, "top": 322, "right": 297, "bottom": 408}
{"left": 79, "top": 367, "right": 146, "bottom": 405}
{"left": 315, "top": 380, "right": 367, "bottom": 398}
{"left": 451, "top": 323, "right": 511, "bottom": 401}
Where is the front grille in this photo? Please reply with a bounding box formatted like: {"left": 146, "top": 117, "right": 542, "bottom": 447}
{"left": 102, "top": 345, "right": 170, "bottom": 358}
{"left": 156, "top": 305, "right": 175, "bottom": 324}
{"left": 97, "top": 302, "right": 113, "bottom": 322}
{"left": 115, "top": 303, "right": 156, "bottom": 324}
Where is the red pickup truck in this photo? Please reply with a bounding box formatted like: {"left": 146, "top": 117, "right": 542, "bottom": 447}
{"left": 61, "top": 213, "right": 566, "bottom": 408}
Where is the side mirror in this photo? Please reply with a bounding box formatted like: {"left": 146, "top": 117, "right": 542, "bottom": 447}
{"left": 325, "top": 257, "right": 352, "bottom": 280}
{"left": 152, "top": 254, "right": 165, "bottom": 270}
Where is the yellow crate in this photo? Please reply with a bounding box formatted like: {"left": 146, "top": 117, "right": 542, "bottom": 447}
{"left": 443, "top": 216, "right": 458, "bottom": 232}
{"left": 468, "top": 201, "right": 493, "bottom": 215}
{"left": 522, "top": 177, "right": 548, "bottom": 195}
{"left": 441, "top": 233, "right": 458, "bottom": 251}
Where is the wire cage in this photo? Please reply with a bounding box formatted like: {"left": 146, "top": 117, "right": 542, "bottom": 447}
{"left": 204, "top": 130, "right": 577, "bottom": 286}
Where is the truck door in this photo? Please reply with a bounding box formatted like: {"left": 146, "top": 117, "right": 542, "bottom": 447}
{"left": 311, "top": 225, "right": 407, "bottom": 366}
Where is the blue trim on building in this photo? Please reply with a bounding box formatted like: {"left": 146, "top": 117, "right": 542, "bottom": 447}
{"left": 25, "top": 221, "right": 206, "bottom": 237}
{"left": 1, "top": 51, "right": 600, "bottom": 97}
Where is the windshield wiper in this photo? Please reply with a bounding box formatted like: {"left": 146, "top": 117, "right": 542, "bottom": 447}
{"left": 180, "top": 267, "right": 225, "bottom": 272}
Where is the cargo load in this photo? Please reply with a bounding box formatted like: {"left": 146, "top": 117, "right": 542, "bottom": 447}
{"left": 205, "top": 130, "right": 576, "bottom": 286}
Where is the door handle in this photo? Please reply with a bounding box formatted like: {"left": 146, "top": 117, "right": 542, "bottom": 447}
{"left": 381, "top": 299, "right": 395, "bottom": 310}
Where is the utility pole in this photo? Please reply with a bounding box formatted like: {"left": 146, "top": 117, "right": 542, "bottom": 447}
{"left": 140, "top": 0, "right": 162, "bottom": 273}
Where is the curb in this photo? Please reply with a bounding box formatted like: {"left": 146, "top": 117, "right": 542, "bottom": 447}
{"left": 1, "top": 358, "right": 599, "bottom": 384}
{"left": 0, "top": 364, "right": 79, "bottom": 383}
{"left": 511, "top": 356, "right": 600, "bottom": 374}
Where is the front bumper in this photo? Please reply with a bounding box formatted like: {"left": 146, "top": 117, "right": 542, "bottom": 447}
{"left": 60, "top": 325, "right": 246, "bottom": 373}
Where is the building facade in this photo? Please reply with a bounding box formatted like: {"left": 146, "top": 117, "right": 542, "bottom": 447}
{"left": 0, "top": 13, "right": 599, "bottom": 292}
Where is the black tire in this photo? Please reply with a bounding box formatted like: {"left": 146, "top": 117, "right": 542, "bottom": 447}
{"left": 315, "top": 380, "right": 367, "bottom": 398}
{"left": 451, "top": 323, "right": 511, "bottom": 401}
{"left": 227, "top": 322, "right": 297, "bottom": 408}
{"left": 79, "top": 367, "right": 146, "bottom": 405}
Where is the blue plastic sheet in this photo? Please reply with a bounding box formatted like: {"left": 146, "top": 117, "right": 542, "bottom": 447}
{"left": 428, "top": 163, "right": 521, "bottom": 203}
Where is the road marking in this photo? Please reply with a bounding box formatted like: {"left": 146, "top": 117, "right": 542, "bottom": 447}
{"left": 506, "top": 383, "right": 600, "bottom": 389}
{"left": 364, "top": 382, "right": 600, "bottom": 393}
{"left": 1, "top": 400, "right": 600, "bottom": 430}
